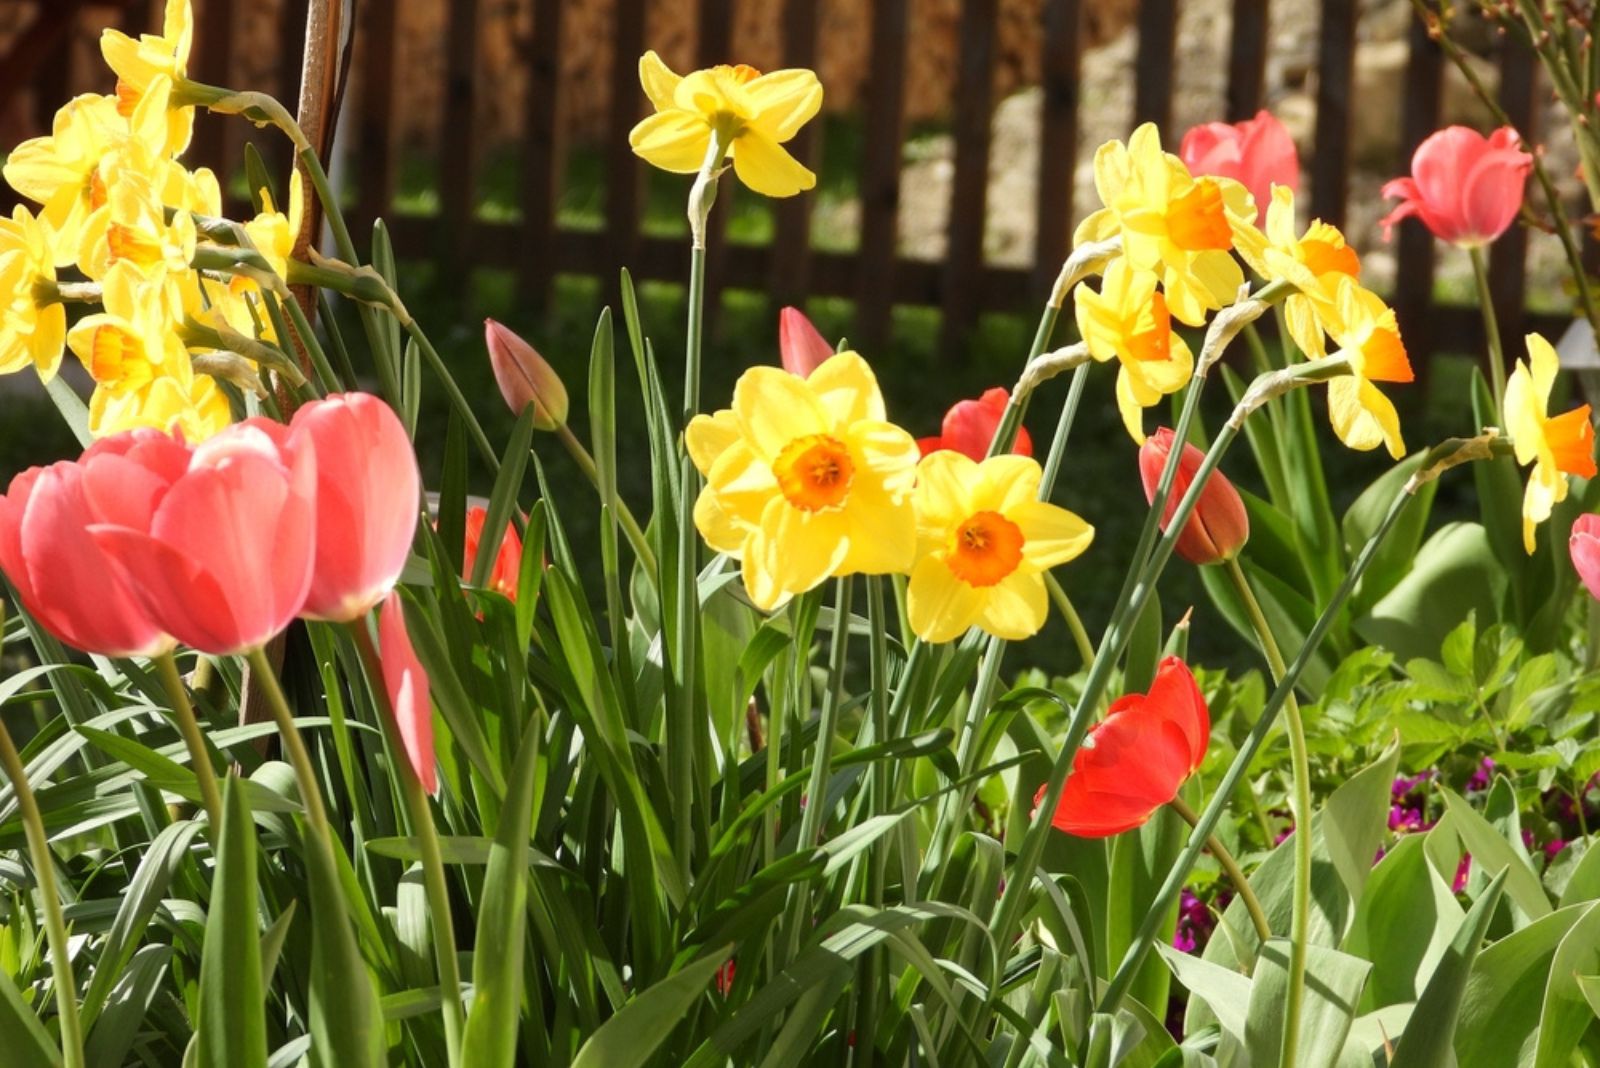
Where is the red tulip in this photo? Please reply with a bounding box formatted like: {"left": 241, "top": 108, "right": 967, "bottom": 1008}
{"left": 379, "top": 590, "right": 436, "bottom": 795}
{"left": 916, "top": 388, "right": 1033, "bottom": 461}
{"left": 0, "top": 457, "right": 174, "bottom": 657}
{"left": 87, "top": 418, "right": 317, "bottom": 654}
{"left": 463, "top": 505, "right": 522, "bottom": 600}
{"left": 1139, "top": 427, "right": 1248, "bottom": 565}
{"left": 1379, "top": 126, "right": 1531, "bottom": 247}
{"left": 1179, "top": 110, "right": 1300, "bottom": 225}
{"left": 779, "top": 306, "right": 834, "bottom": 378}
{"left": 1037, "top": 657, "right": 1210, "bottom": 837}
{"left": 1572, "top": 514, "right": 1600, "bottom": 601}
{"left": 485, "top": 318, "right": 568, "bottom": 430}
{"left": 291, "top": 393, "right": 421, "bottom": 622}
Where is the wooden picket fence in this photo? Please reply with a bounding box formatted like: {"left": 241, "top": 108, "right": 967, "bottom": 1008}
{"left": 3, "top": 0, "right": 1578, "bottom": 362}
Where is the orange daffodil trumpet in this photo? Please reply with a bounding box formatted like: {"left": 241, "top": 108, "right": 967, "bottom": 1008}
{"left": 629, "top": 51, "right": 822, "bottom": 199}
{"left": 1506, "top": 334, "right": 1597, "bottom": 552}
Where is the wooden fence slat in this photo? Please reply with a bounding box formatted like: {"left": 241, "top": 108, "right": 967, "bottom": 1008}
{"left": 697, "top": 0, "right": 733, "bottom": 340}
{"left": 1226, "top": 0, "right": 1269, "bottom": 120}
{"left": 1490, "top": 42, "right": 1536, "bottom": 365}
{"left": 352, "top": 0, "right": 397, "bottom": 240}
{"left": 439, "top": 0, "right": 480, "bottom": 298}
{"left": 1311, "top": 0, "right": 1357, "bottom": 226}
{"left": 519, "top": 0, "right": 566, "bottom": 308}
{"left": 768, "top": 0, "right": 820, "bottom": 310}
{"left": 939, "top": 0, "right": 998, "bottom": 359}
{"left": 606, "top": 0, "right": 647, "bottom": 312}
{"left": 264, "top": 0, "right": 308, "bottom": 201}
{"left": 854, "top": 0, "right": 911, "bottom": 348}
{"left": 1133, "top": 0, "right": 1176, "bottom": 131}
{"left": 1033, "top": 0, "right": 1081, "bottom": 300}
{"left": 1393, "top": 14, "right": 1441, "bottom": 365}
{"left": 190, "top": 0, "right": 235, "bottom": 181}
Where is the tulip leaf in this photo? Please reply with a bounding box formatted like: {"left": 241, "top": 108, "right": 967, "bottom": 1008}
{"left": 1106, "top": 799, "right": 1185, "bottom": 1016}
{"left": 1453, "top": 903, "right": 1589, "bottom": 1068}
{"left": 1533, "top": 900, "right": 1600, "bottom": 1067}
{"left": 1243, "top": 939, "right": 1371, "bottom": 1068}
{"left": 305, "top": 831, "right": 386, "bottom": 1068}
{"left": 471, "top": 405, "right": 535, "bottom": 591}
{"left": 1157, "top": 943, "right": 1252, "bottom": 1048}
{"left": 1123, "top": 588, "right": 1162, "bottom": 695}
{"left": 437, "top": 412, "right": 468, "bottom": 576}
{"left": 1342, "top": 451, "right": 1437, "bottom": 618}
{"left": 1344, "top": 834, "right": 1464, "bottom": 1012}
{"left": 0, "top": 965, "right": 62, "bottom": 1068}
{"left": 1354, "top": 522, "right": 1507, "bottom": 663}
{"left": 195, "top": 778, "right": 266, "bottom": 1068}
{"left": 1438, "top": 786, "right": 1551, "bottom": 925}
{"left": 570, "top": 949, "right": 732, "bottom": 1066}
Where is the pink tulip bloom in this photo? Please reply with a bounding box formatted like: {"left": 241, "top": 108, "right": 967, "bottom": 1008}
{"left": 379, "top": 590, "right": 435, "bottom": 795}
{"left": 1572, "top": 514, "right": 1600, "bottom": 601}
{"left": 916, "top": 387, "right": 1033, "bottom": 461}
{"left": 1380, "top": 126, "right": 1531, "bottom": 247}
{"left": 0, "top": 458, "right": 174, "bottom": 657}
{"left": 778, "top": 306, "right": 835, "bottom": 378}
{"left": 87, "top": 419, "right": 317, "bottom": 655}
{"left": 1179, "top": 110, "right": 1300, "bottom": 224}
{"left": 291, "top": 394, "right": 421, "bottom": 623}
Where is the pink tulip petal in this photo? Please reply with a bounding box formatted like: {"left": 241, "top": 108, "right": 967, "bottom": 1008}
{"left": 89, "top": 526, "right": 245, "bottom": 654}
{"left": 380, "top": 591, "right": 436, "bottom": 795}
{"left": 779, "top": 306, "right": 835, "bottom": 378}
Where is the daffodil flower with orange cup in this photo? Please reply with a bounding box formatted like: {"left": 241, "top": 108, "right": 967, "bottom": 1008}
{"left": 1073, "top": 122, "right": 1260, "bottom": 326}
{"left": 1073, "top": 260, "right": 1194, "bottom": 443}
{"left": 1506, "top": 333, "right": 1597, "bottom": 552}
{"left": 3, "top": 93, "right": 133, "bottom": 265}
{"left": 1312, "top": 275, "right": 1414, "bottom": 460}
{"left": 628, "top": 50, "right": 823, "bottom": 198}
{"left": 687, "top": 351, "right": 919, "bottom": 611}
{"left": 0, "top": 205, "right": 67, "bottom": 382}
{"left": 99, "top": 0, "right": 195, "bottom": 156}
{"left": 1232, "top": 185, "right": 1360, "bottom": 358}
{"left": 906, "top": 451, "right": 1093, "bottom": 643}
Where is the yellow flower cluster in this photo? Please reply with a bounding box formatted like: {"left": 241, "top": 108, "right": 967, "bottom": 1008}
{"left": 1072, "top": 124, "right": 1414, "bottom": 458}
{"left": 688, "top": 352, "right": 1095, "bottom": 642}
{"left": 0, "top": 0, "right": 300, "bottom": 442}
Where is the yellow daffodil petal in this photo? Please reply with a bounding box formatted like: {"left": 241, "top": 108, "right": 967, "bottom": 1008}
{"left": 694, "top": 486, "right": 750, "bottom": 555}
{"left": 730, "top": 128, "right": 816, "bottom": 198}
{"left": 807, "top": 350, "right": 886, "bottom": 425}
{"left": 914, "top": 450, "right": 980, "bottom": 531}
{"left": 977, "top": 571, "right": 1049, "bottom": 641}
{"left": 1327, "top": 374, "right": 1405, "bottom": 459}
{"left": 687, "top": 410, "right": 741, "bottom": 474}
{"left": 1116, "top": 369, "right": 1150, "bottom": 444}
{"left": 1010, "top": 500, "right": 1095, "bottom": 570}
{"left": 747, "top": 496, "right": 850, "bottom": 609}
{"left": 732, "top": 365, "right": 830, "bottom": 459}
{"left": 744, "top": 69, "right": 824, "bottom": 143}
{"left": 842, "top": 479, "right": 917, "bottom": 574}
{"left": 972, "top": 454, "right": 1042, "bottom": 514}
{"left": 628, "top": 110, "right": 712, "bottom": 174}
{"left": 639, "top": 50, "right": 682, "bottom": 112}
{"left": 908, "top": 554, "right": 987, "bottom": 644}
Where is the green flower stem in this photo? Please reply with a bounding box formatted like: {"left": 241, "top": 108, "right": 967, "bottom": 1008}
{"left": 1469, "top": 246, "right": 1508, "bottom": 419}
{"left": 1167, "top": 794, "right": 1271, "bottom": 945}
{"left": 1098, "top": 485, "right": 1415, "bottom": 1015}
{"left": 1039, "top": 362, "right": 1091, "bottom": 493}
{"left": 858, "top": 577, "right": 892, "bottom": 1067}
{"left": 0, "top": 715, "right": 83, "bottom": 1068}
{"left": 244, "top": 646, "right": 331, "bottom": 835}
{"left": 152, "top": 651, "right": 224, "bottom": 833}
{"left": 553, "top": 423, "right": 658, "bottom": 575}
{"left": 1225, "top": 554, "right": 1310, "bottom": 1067}
{"left": 1044, "top": 572, "right": 1095, "bottom": 668}
{"left": 346, "top": 622, "right": 465, "bottom": 1068}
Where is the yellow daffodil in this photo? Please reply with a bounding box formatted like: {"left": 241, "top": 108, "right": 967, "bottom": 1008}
{"left": 1074, "top": 123, "right": 1259, "bottom": 326}
{"left": 629, "top": 50, "right": 822, "bottom": 198}
{"left": 1317, "top": 276, "right": 1413, "bottom": 459}
{"left": 0, "top": 206, "right": 66, "bottom": 382}
{"left": 1233, "top": 186, "right": 1360, "bottom": 358}
{"left": 67, "top": 263, "right": 186, "bottom": 396}
{"left": 1074, "top": 260, "right": 1194, "bottom": 443}
{"left": 77, "top": 168, "right": 196, "bottom": 321}
{"left": 907, "top": 452, "right": 1093, "bottom": 643}
{"left": 2, "top": 93, "right": 129, "bottom": 265}
{"left": 687, "top": 352, "right": 918, "bottom": 610}
{"left": 243, "top": 171, "right": 303, "bottom": 279}
{"left": 88, "top": 358, "right": 230, "bottom": 442}
{"left": 1506, "top": 333, "right": 1596, "bottom": 552}
{"left": 100, "top": 0, "right": 194, "bottom": 155}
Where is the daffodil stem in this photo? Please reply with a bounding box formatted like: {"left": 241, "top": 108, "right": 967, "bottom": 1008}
{"left": 859, "top": 577, "right": 892, "bottom": 1068}
{"left": 1039, "top": 361, "right": 1090, "bottom": 493}
{"left": 1167, "top": 794, "right": 1271, "bottom": 945}
{"left": 1044, "top": 572, "right": 1096, "bottom": 668}
{"left": 1097, "top": 486, "right": 1415, "bottom": 1018}
{"left": 0, "top": 715, "right": 83, "bottom": 1068}
{"left": 152, "top": 652, "right": 224, "bottom": 833}
{"left": 1226, "top": 555, "right": 1310, "bottom": 1068}
{"left": 347, "top": 622, "right": 464, "bottom": 1068}
{"left": 245, "top": 646, "right": 330, "bottom": 835}
{"left": 554, "top": 423, "right": 658, "bottom": 575}
{"left": 1469, "top": 246, "right": 1508, "bottom": 419}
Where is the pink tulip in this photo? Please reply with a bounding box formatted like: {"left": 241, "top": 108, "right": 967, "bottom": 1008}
{"left": 485, "top": 319, "right": 568, "bottom": 430}
{"left": 291, "top": 394, "right": 421, "bottom": 623}
{"left": 379, "top": 590, "right": 435, "bottom": 794}
{"left": 1179, "top": 110, "right": 1300, "bottom": 224}
{"left": 0, "top": 458, "right": 173, "bottom": 657}
{"left": 87, "top": 418, "right": 317, "bottom": 654}
{"left": 779, "top": 306, "right": 835, "bottom": 378}
{"left": 1140, "top": 427, "right": 1249, "bottom": 565}
{"left": 1572, "top": 514, "right": 1600, "bottom": 601}
{"left": 916, "top": 388, "right": 1033, "bottom": 461}
{"left": 1380, "top": 126, "right": 1531, "bottom": 247}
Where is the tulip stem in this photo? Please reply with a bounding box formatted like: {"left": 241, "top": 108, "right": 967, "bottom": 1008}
{"left": 553, "top": 423, "right": 658, "bottom": 575}
{"left": 152, "top": 652, "right": 224, "bottom": 833}
{"left": 346, "top": 622, "right": 465, "bottom": 1068}
{"left": 0, "top": 716, "right": 83, "bottom": 1068}
{"left": 1224, "top": 555, "right": 1308, "bottom": 1068}
{"left": 1044, "top": 572, "right": 1096, "bottom": 669}
{"left": 1468, "top": 247, "right": 1508, "bottom": 419}
{"left": 1167, "top": 795, "right": 1271, "bottom": 945}
{"left": 245, "top": 646, "right": 330, "bottom": 834}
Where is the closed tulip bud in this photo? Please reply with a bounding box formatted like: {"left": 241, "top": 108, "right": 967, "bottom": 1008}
{"left": 778, "top": 306, "right": 834, "bottom": 378}
{"left": 1139, "top": 427, "right": 1248, "bottom": 565}
{"left": 485, "top": 318, "right": 567, "bottom": 430}
{"left": 1572, "top": 514, "right": 1600, "bottom": 601}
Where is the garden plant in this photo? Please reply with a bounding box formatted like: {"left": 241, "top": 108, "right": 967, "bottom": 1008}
{"left": 6, "top": 1, "right": 1600, "bottom": 1066}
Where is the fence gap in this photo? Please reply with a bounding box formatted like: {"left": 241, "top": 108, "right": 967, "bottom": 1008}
{"left": 439, "top": 0, "right": 480, "bottom": 301}
{"left": 352, "top": 0, "right": 397, "bottom": 244}
{"left": 606, "top": 0, "right": 648, "bottom": 313}
{"left": 518, "top": 0, "right": 565, "bottom": 309}
{"left": 697, "top": 0, "right": 734, "bottom": 340}
{"left": 1134, "top": 0, "right": 1177, "bottom": 131}
{"left": 1490, "top": 43, "right": 1536, "bottom": 369}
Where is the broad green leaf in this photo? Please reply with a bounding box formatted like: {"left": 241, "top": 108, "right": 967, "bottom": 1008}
{"left": 470, "top": 406, "right": 535, "bottom": 590}
{"left": 1343, "top": 451, "right": 1437, "bottom": 617}
{"left": 305, "top": 832, "right": 385, "bottom": 1068}
{"left": 1533, "top": 900, "right": 1600, "bottom": 1067}
{"left": 1354, "top": 523, "right": 1507, "bottom": 662}
{"left": 0, "top": 963, "right": 61, "bottom": 1068}
{"left": 1124, "top": 589, "right": 1163, "bottom": 695}
{"left": 1389, "top": 869, "right": 1507, "bottom": 1068}
{"left": 87, "top": 944, "right": 169, "bottom": 1068}
{"left": 1243, "top": 940, "right": 1371, "bottom": 1068}
{"left": 1106, "top": 801, "right": 1185, "bottom": 1016}
{"left": 1157, "top": 944, "right": 1252, "bottom": 1047}
{"left": 1345, "top": 834, "right": 1464, "bottom": 1011}
{"left": 196, "top": 778, "right": 265, "bottom": 1068}
{"left": 1438, "top": 787, "right": 1551, "bottom": 925}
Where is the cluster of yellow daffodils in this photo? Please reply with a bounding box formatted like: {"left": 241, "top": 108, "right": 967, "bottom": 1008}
{"left": 688, "top": 352, "right": 1094, "bottom": 642}
{"left": 1073, "top": 124, "right": 1414, "bottom": 457}
{"left": 0, "top": 0, "right": 305, "bottom": 441}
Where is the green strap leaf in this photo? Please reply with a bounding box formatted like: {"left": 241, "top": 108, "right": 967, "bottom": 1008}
{"left": 196, "top": 778, "right": 266, "bottom": 1068}
{"left": 571, "top": 949, "right": 734, "bottom": 1068}
{"left": 0, "top": 964, "right": 62, "bottom": 1068}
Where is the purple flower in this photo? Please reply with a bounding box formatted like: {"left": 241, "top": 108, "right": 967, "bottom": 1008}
{"left": 1392, "top": 770, "right": 1435, "bottom": 798}
{"left": 1467, "top": 757, "right": 1495, "bottom": 793}
{"left": 1173, "top": 888, "right": 1218, "bottom": 954}
{"left": 1453, "top": 853, "right": 1472, "bottom": 893}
